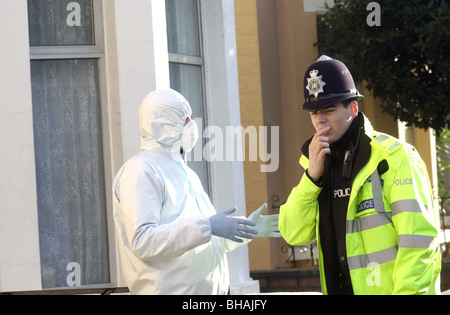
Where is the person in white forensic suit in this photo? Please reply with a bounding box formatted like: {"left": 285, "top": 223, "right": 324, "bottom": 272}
{"left": 113, "top": 88, "right": 280, "bottom": 295}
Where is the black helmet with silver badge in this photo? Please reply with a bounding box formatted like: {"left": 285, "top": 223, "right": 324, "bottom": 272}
{"left": 302, "top": 56, "right": 364, "bottom": 113}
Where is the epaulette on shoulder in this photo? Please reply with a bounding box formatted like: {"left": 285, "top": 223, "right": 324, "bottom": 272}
{"left": 371, "top": 133, "right": 403, "bottom": 155}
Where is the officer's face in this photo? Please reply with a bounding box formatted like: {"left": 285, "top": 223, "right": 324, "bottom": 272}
{"left": 310, "top": 101, "right": 358, "bottom": 144}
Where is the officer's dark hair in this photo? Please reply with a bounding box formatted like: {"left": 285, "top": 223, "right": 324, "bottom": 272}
{"left": 342, "top": 99, "right": 357, "bottom": 109}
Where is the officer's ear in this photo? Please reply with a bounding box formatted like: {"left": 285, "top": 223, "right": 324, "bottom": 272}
{"left": 350, "top": 100, "right": 359, "bottom": 119}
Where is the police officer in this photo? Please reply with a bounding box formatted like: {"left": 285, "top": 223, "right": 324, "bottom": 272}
{"left": 279, "top": 56, "right": 441, "bottom": 295}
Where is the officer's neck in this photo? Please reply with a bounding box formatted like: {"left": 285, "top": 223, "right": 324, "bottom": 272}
{"left": 330, "top": 114, "right": 362, "bottom": 165}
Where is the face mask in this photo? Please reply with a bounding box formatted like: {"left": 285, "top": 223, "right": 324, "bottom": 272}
{"left": 181, "top": 120, "right": 199, "bottom": 153}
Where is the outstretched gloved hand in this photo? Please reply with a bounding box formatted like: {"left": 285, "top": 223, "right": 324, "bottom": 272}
{"left": 247, "top": 203, "right": 281, "bottom": 237}
{"left": 209, "top": 207, "right": 258, "bottom": 243}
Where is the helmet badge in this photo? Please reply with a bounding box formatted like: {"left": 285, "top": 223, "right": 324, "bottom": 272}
{"left": 306, "top": 69, "right": 326, "bottom": 98}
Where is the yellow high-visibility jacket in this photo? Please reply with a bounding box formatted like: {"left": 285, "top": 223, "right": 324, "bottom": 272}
{"left": 279, "top": 116, "right": 441, "bottom": 295}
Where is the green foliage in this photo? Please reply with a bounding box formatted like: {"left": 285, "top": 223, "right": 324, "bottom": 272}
{"left": 437, "top": 129, "right": 450, "bottom": 208}
{"left": 317, "top": 0, "right": 450, "bottom": 135}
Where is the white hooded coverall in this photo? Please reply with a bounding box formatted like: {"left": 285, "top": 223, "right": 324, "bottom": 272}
{"left": 113, "top": 89, "right": 244, "bottom": 295}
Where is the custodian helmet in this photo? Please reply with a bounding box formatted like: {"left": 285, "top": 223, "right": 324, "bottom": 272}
{"left": 302, "top": 56, "right": 364, "bottom": 112}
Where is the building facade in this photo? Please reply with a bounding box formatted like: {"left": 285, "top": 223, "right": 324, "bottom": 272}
{"left": 0, "top": 0, "right": 259, "bottom": 294}
{"left": 0, "top": 0, "right": 445, "bottom": 294}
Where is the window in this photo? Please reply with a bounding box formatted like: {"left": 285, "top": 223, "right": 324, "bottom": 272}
{"left": 28, "top": 0, "right": 110, "bottom": 289}
{"left": 28, "top": 0, "right": 95, "bottom": 46}
{"left": 165, "top": 0, "right": 210, "bottom": 193}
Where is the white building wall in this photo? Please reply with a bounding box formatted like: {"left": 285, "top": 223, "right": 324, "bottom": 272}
{"left": 201, "top": 0, "right": 259, "bottom": 294}
{"left": 0, "top": 0, "right": 42, "bottom": 292}
{"left": 114, "top": 0, "right": 170, "bottom": 163}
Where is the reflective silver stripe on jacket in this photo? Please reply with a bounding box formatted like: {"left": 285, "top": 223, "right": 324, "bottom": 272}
{"left": 347, "top": 171, "right": 398, "bottom": 270}
{"left": 347, "top": 170, "right": 436, "bottom": 270}
{"left": 398, "top": 234, "right": 437, "bottom": 250}
{"left": 347, "top": 212, "right": 392, "bottom": 234}
{"left": 348, "top": 246, "right": 398, "bottom": 270}
{"left": 347, "top": 171, "right": 390, "bottom": 234}
{"left": 391, "top": 199, "right": 424, "bottom": 216}
{"left": 371, "top": 169, "right": 385, "bottom": 212}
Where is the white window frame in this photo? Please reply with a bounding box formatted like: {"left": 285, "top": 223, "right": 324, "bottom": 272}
{"left": 167, "top": 0, "right": 211, "bottom": 195}
{"left": 303, "top": 0, "right": 335, "bottom": 13}
{"left": 30, "top": 1, "right": 104, "bottom": 60}
{"left": 200, "top": 0, "right": 259, "bottom": 293}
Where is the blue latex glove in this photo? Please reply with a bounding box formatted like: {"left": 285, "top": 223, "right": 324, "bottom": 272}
{"left": 247, "top": 203, "right": 281, "bottom": 237}
{"left": 209, "top": 207, "right": 257, "bottom": 243}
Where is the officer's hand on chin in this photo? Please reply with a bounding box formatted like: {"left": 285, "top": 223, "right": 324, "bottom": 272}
{"left": 307, "top": 126, "right": 331, "bottom": 181}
